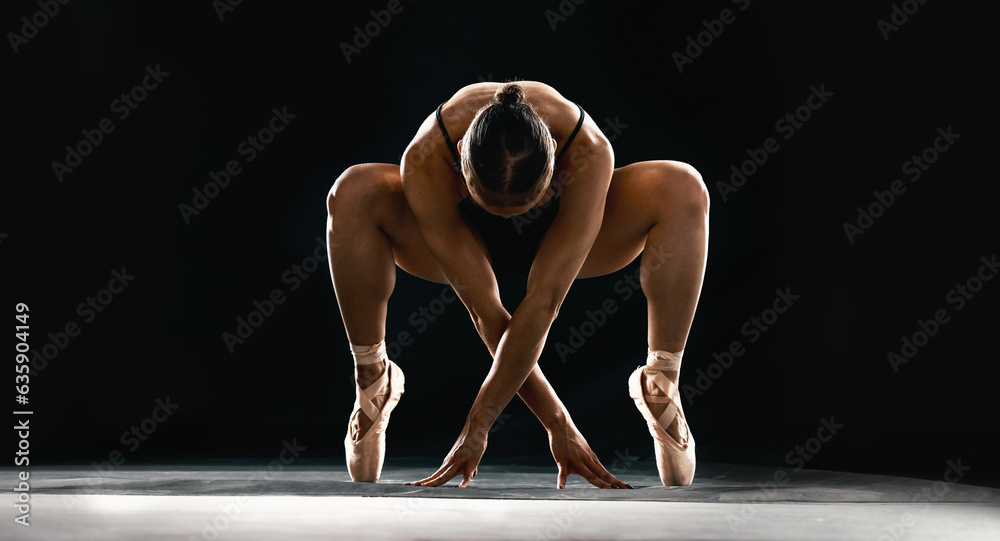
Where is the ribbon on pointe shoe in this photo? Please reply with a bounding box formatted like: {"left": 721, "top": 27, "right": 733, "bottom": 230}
{"left": 629, "top": 348, "right": 696, "bottom": 485}
{"left": 640, "top": 348, "right": 690, "bottom": 446}
{"left": 645, "top": 348, "right": 683, "bottom": 371}
{"left": 345, "top": 341, "right": 405, "bottom": 482}
{"left": 349, "top": 342, "right": 390, "bottom": 441}
{"left": 352, "top": 341, "right": 387, "bottom": 365}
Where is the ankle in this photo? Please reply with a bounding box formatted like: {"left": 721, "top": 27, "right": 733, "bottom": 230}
{"left": 653, "top": 368, "right": 679, "bottom": 384}
{"left": 646, "top": 348, "right": 683, "bottom": 380}
{"left": 350, "top": 340, "right": 388, "bottom": 387}
{"left": 356, "top": 360, "right": 386, "bottom": 387}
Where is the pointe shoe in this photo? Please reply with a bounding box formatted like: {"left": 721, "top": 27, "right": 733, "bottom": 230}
{"left": 628, "top": 361, "right": 695, "bottom": 486}
{"left": 344, "top": 359, "right": 404, "bottom": 482}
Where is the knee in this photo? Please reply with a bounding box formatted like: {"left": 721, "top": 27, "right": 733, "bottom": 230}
{"left": 328, "top": 164, "right": 367, "bottom": 217}
{"left": 656, "top": 161, "right": 709, "bottom": 217}
{"left": 326, "top": 164, "right": 389, "bottom": 223}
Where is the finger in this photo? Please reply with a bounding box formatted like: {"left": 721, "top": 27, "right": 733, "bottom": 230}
{"left": 557, "top": 464, "right": 569, "bottom": 489}
{"left": 602, "top": 472, "right": 630, "bottom": 489}
{"left": 575, "top": 463, "right": 614, "bottom": 489}
{"left": 457, "top": 454, "right": 482, "bottom": 488}
{"left": 408, "top": 472, "right": 443, "bottom": 486}
{"left": 582, "top": 451, "right": 627, "bottom": 488}
{"left": 408, "top": 464, "right": 445, "bottom": 483}
{"left": 409, "top": 478, "right": 437, "bottom": 486}
{"left": 585, "top": 456, "right": 631, "bottom": 489}
{"left": 458, "top": 470, "right": 474, "bottom": 488}
{"left": 585, "top": 473, "right": 615, "bottom": 489}
{"left": 421, "top": 463, "right": 462, "bottom": 488}
{"left": 408, "top": 461, "right": 453, "bottom": 486}
{"left": 583, "top": 473, "right": 615, "bottom": 489}
{"left": 406, "top": 474, "right": 432, "bottom": 486}
{"left": 421, "top": 476, "right": 451, "bottom": 487}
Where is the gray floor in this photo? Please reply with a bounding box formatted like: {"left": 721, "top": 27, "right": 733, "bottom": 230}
{"left": 6, "top": 461, "right": 999, "bottom": 540}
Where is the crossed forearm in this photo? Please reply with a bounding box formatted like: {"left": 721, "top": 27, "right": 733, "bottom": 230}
{"left": 470, "top": 297, "right": 566, "bottom": 432}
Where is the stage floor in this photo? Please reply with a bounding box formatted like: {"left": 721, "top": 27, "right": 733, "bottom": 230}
{"left": 6, "top": 460, "right": 999, "bottom": 540}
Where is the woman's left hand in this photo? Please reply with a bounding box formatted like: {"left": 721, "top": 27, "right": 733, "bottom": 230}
{"left": 547, "top": 418, "right": 632, "bottom": 489}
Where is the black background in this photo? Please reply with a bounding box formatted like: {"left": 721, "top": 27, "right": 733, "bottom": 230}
{"left": 5, "top": 0, "right": 996, "bottom": 487}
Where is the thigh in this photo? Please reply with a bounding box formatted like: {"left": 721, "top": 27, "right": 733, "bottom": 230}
{"left": 365, "top": 164, "right": 496, "bottom": 284}
{"left": 355, "top": 164, "right": 454, "bottom": 284}
{"left": 576, "top": 160, "right": 692, "bottom": 279}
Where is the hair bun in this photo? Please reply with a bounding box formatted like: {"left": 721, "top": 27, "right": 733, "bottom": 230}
{"left": 495, "top": 83, "right": 526, "bottom": 107}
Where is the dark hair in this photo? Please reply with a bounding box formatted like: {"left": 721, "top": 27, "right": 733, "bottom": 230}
{"left": 461, "top": 83, "right": 555, "bottom": 209}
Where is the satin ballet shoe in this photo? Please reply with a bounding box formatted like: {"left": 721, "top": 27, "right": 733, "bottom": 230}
{"left": 344, "top": 359, "right": 404, "bottom": 482}
{"left": 628, "top": 361, "right": 695, "bottom": 486}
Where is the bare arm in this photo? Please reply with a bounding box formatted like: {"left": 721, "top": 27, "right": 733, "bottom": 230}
{"left": 464, "top": 131, "right": 614, "bottom": 439}
{"left": 403, "top": 114, "right": 618, "bottom": 486}
{"left": 399, "top": 115, "right": 569, "bottom": 431}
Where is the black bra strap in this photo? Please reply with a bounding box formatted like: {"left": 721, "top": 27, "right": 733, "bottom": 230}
{"left": 555, "top": 103, "right": 586, "bottom": 166}
{"left": 435, "top": 102, "right": 462, "bottom": 170}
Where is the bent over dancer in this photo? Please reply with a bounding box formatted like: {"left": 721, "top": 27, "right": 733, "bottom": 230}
{"left": 326, "top": 81, "right": 709, "bottom": 488}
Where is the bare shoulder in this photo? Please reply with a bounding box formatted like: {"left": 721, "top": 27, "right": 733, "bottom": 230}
{"left": 401, "top": 113, "right": 462, "bottom": 211}
{"left": 400, "top": 81, "right": 609, "bottom": 201}
{"left": 518, "top": 81, "right": 578, "bottom": 120}
{"left": 518, "top": 82, "right": 611, "bottom": 155}
{"left": 445, "top": 80, "right": 564, "bottom": 103}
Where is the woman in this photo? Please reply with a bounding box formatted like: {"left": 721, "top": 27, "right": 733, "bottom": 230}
{"left": 326, "top": 81, "right": 709, "bottom": 488}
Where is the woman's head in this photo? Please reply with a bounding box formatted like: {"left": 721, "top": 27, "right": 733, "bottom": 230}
{"left": 459, "top": 83, "right": 556, "bottom": 216}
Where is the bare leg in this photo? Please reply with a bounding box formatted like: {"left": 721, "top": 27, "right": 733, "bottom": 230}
{"left": 639, "top": 164, "right": 708, "bottom": 440}
{"left": 327, "top": 163, "right": 447, "bottom": 439}
{"left": 579, "top": 160, "right": 709, "bottom": 442}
